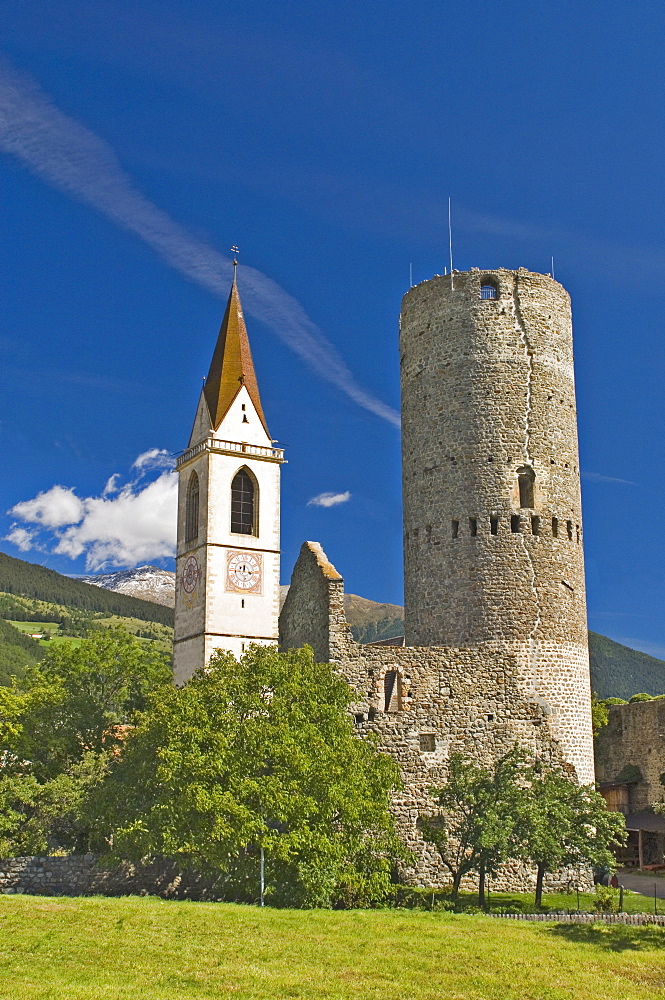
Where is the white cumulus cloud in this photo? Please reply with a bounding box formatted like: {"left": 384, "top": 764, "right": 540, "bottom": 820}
{"left": 5, "top": 451, "right": 178, "bottom": 571}
{"left": 4, "top": 525, "right": 41, "bottom": 553}
{"left": 307, "top": 491, "right": 352, "bottom": 508}
{"left": 9, "top": 484, "right": 85, "bottom": 528}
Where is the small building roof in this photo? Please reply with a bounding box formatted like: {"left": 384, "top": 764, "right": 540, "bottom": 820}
{"left": 624, "top": 811, "right": 665, "bottom": 833}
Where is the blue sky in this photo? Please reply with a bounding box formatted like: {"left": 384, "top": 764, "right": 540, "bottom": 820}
{"left": 1, "top": 1, "right": 664, "bottom": 656}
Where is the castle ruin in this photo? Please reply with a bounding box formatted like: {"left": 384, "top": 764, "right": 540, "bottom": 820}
{"left": 175, "top": 265, "right": 595, "bottom": 887}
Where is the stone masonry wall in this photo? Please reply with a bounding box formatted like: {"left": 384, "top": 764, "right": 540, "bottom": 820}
{"left": 595, "top": 701, "right": 665, "bottom": 812}
{"left": 399, "top": 269, "right": 593, "bottom": 784}
{"left": 279, "top": 541, "right": 591, "bottom": 890}
{"left": 0, "top": 855, "right": 225, "bottom": 900}
{"left": 279, "top": 541, "right": 350, "bottom": 664}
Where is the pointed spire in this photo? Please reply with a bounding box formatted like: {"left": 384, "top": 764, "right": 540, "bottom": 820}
{"left": 203, "top": 271, "right": 270, "bottom": 436}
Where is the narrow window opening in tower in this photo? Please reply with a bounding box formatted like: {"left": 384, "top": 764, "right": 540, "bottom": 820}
{"left": 531, "top": 516, "right": 541, "bottom": 536}
{"left": 185, "top": 472, "right": 200, "bottom": 543}
{"left": 469, "top": 517, "right": 478, "bottom": 537}
{"left": 517, "top": 466, "right": 535, "bottom": 508}
{"left": 241, "top": 599, "right": 245, "bottom": 608}
{"left": 566, "top": 520, "right": 574, "bottom": 541}
{"left": 490, "top": 516, "right": 499, "bottom": 536}
{"left": 242, "top": 415, "right": 249, "bottom": 423}
{"left": 511, "top": 514, "right": 521, "bottom": 533}
{"left": 552, "top": 516, "right": 559, "bottom": 538}
{"left": 241, "top": 404, "right": 246, "bottom": 410}
{"left": 451, "top": 519, "right": 459, "bottom": 539}
{"left": 480, "top": 281, "right": 498, "bottom": 300}
{"left": 231, "top": 468, "right": 257, "bottom": 535}
{"left": 384, "top": 670, "right": 400, "bottom": 712}
{"left": 419, "top": 733, "right": 436, "bottom": 752}
{"left": 576, "top": 524, "right": 581, "bottom": 543}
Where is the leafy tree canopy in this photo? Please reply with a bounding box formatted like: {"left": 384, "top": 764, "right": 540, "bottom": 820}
{"left": 421, "top": 749, "right": 626, "bottom": 907}
{"left": 93, "top": 644, "right": 402, "bottom": 908}
{"left": 517, "top": 764, "right": 626, "bottom": 906}
{"left": 418, "top": 748, "right": 527, "bottom": 902}
{"left": 0, "top": 626, "right": 171, "bottom": 855}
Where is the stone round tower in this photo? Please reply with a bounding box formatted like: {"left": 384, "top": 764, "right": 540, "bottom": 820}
{"left": 400, "top": 268, "right": 594, "bottom": 782}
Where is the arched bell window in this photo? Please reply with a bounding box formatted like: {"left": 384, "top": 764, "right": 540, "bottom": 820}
{"left": 185, "top": 472, "right": 200, "bottom": 543}
{"left": 517, "top": 466, "right": 535, "bottom": 509}
{"left": 231, "top": 467, "right": 258, "bottom": 535}
{"left": 480, "top": 279, "right": 498, "bottom": 300}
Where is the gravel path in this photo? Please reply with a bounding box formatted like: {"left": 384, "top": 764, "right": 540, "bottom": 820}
{"left": 618, "top": 869, "right": 665, "bottom": 899}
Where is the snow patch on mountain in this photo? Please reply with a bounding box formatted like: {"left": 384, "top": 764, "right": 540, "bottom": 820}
{"left": 79, "top": 565, "right": 176, "bottom": 608}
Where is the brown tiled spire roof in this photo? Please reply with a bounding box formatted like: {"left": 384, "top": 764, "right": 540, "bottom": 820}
{"left": 203, "top": 274, "right": 270, "bottom": 436}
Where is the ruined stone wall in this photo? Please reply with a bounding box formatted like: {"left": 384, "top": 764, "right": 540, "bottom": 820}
{"left": 278, "top": 541, "right": 352, "bottom": 664}
{"left": 399, "top": 268, "right": 593, "bottom": 783}
{"left": 595, "top": 701, "right": 665, "bottom": 812}
{"left": 279, "top": 541, "right": 591, "bottom": 890}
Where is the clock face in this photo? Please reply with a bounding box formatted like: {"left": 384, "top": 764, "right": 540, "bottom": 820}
{"left": 226, "top": 550, "right": 262, "bottom": 594}
{"left": 181, "top": 555, "right": 202, "bottom": 594}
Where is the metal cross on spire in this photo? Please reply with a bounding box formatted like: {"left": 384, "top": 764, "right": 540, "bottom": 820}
{"left": 230, "top": 246, "right": 240, "bottom": 280}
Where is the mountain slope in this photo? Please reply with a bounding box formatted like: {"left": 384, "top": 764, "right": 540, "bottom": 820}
{"left": 0, "top": 618, "right": 44, "bottom": 686}
{"left": 588, "top": 631, "right": 665, "bottom": 700}
{"left": 78, "top": 566, "right": 176, "bottom": 608}
{"left": 0, "top": 553, "right": 173, "bottom": 626}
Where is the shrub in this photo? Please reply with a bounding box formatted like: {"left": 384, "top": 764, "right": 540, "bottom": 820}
{"left": 593, "top": 885, "right": 620, "bottom": 913}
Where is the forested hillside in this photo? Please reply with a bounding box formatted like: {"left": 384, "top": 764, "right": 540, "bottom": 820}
{"left": 588, "top": 631, "right": 665, "bottom": 700}
{"left": 0, "top": 553, "right": 173, "bottom": 626}
{"left": 0, "top": 618, "right": 44, "bottom": 686}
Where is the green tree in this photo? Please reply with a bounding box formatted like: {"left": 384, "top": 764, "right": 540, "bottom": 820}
{"left": 0, "top": 626, "right": 170, "bottom": 854}
{"left": 0, "top": 752, "right": 108, "bottom": 856}
{"left": 517, "top": 765, "right": 626, "bottom": 907}
{"left": 591, "top": 693, "right": 609, "bottom": 737}
{"left": 418, "top": 749, "right": 526, "bottom": 904}
{"left": 13, "top": 625, "right": 171, "bottom": 780}
{"left": 93, "top": 644, "right": 402, "bottom": 908}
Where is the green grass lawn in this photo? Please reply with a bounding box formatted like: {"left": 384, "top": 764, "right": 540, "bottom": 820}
{"left": 8, "top": 617, "right": 171, "bottom": 653}
{"left": 0, "top": 894, "right": 663, "bottom": 1000}
{"left": 8, "top": 621, "right": 84, "bottom": 649}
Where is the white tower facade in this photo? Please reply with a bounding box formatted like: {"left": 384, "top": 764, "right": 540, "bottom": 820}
{"left": 173, "top": 274, "right": 285, "bottom": 684}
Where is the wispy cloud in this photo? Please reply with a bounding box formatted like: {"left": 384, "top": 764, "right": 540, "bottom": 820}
{"left": 0, "top": 57, "right": 399, "bottom": 428}
{"left": 582, "top": 471, "right": 637, "bottom": 486}
{"left": 307, "top": 491, "right": 352, "bottom": 508}
{"left": 132, "top": 448, "right": 175, "bottom": 474}
{"left": 5, "top": 452, "right": 178, "bottom": 571}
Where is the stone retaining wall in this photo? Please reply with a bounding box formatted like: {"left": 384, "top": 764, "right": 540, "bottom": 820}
{"left": 0, "top": 855, "right": 224, "bottom": 900}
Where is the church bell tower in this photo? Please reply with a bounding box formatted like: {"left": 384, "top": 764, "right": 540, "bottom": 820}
{"left": 173, "top": 267, "right": 285, "bottom": 684}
